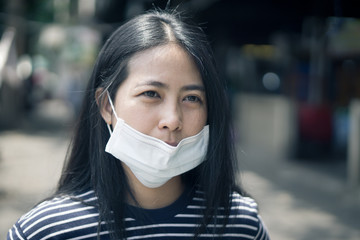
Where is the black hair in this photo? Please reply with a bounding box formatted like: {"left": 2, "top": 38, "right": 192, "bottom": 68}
{"left": 56, "top": 8, "right": 243, "bottom": 239}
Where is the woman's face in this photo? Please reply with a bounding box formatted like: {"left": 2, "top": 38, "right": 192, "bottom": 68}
{"left": 107, "top": 44, "right": 207, "bottom": 146}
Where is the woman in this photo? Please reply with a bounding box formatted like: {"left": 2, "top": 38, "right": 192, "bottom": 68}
{"left": 8, "top": 9, "right": 270, "bottom": 240}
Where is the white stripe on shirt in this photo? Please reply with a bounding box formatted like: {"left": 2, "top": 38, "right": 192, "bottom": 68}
{"left": 28, "top": 213, "right": 99, "bottom": 239}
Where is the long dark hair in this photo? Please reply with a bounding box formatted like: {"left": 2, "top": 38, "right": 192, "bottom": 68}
{"left": 56, "top": 8, "right": 242, "bottom": 239}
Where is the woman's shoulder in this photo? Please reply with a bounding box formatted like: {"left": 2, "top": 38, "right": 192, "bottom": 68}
{"left": 229, "top": 191, "right": 262, "bottom": 221}
{"left": 7, "top": 190, "right": 101, "bottom": 240}
{"left": 191, "top": 187, "right": 270, "bottom": 239}
{"left": 228, "top": 191, "right": 270, "bottom": 239}
{"left": 230, "top": 191, "right": 260, "bottom": 213}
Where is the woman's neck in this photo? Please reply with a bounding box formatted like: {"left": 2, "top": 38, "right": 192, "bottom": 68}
{"left": 123, "top": 164, "right": 185, "bottom": 209}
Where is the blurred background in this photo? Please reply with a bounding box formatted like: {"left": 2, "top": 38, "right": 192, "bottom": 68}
{"left": 1, "top": 0, "right": 360, "bottom": 239}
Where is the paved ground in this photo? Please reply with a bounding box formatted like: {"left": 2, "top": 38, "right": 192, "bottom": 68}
{"left": 0, "top": 102, "right": 359, "bottom": 239}
{"left": 240, "top": 150, "right": 360, "bottom": 240}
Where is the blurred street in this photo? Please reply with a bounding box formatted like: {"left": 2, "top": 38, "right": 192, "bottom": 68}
{"left": 240, "top": 150, "right": 360, "bottom": 240}
{"left": 0, "top": 101, "right": 359, "bottom": 239}
{"left": 0, "top": 100, "right": 73, "bottom": 238}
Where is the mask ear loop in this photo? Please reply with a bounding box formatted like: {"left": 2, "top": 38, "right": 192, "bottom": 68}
{"left": 106, "top": 91, "right": 119, "bottom": 135}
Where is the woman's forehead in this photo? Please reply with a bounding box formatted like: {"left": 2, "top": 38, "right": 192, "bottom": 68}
{"left": 124, "top": 44, "right": 203, "bottom": 86}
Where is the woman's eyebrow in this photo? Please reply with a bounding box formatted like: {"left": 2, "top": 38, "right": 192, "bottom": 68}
{"left": 136, "top": 81, "right": 204, "bottom": 92}
{"left": 181, "top": 84, "right": 205, "bottom": 92}
{"left": 135, "top": 80, "right": 168, "bottom": 89}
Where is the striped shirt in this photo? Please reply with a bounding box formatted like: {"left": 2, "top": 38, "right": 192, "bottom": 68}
{"left": 7, "top": 187, "right": 270, "bottom": 239}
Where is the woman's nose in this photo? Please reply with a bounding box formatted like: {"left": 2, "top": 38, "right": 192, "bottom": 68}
{"left": 158, "top": 103, "right": 182, "bottom": 131}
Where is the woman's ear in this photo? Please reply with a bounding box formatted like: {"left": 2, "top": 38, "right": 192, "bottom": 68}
{"left": 95, "top": 88, "right": 112, "bottom": 124}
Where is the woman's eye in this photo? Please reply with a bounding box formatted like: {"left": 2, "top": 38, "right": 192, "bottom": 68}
{"left": 184, "top": 95, "right": 201, "bottom": 103}
{"left": 142, "top": 91, "right": 160, "bottom": 98}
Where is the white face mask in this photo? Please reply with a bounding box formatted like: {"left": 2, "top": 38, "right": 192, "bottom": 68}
{"left": 104, "top": 93, "right": 209, "bottom": 188}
